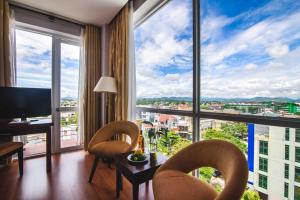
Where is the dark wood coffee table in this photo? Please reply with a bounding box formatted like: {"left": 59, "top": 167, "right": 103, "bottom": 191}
{"left": 114, "top": 152, "right": 167, "bottom": 200}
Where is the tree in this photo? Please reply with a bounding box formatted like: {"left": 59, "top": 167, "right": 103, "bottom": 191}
{"left": 242, "top": 189, "right": 260, "bottom": 200}
{"left": 203, "top": 129, "right": 247, "bottom": 153}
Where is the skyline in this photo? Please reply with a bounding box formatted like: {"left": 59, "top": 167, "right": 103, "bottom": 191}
{"left": 135, "top": 0, "right": 300, "bottom": 99}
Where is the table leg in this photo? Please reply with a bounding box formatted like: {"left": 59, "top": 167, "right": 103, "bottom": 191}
{"left": 116, "top": 169, "right": 122, "bottom": 198}
{"left": 132, "top": 184, "right": 139, "bottom": 200}
{"left": 46, "top": 128, "right": 51, "bottom": 172}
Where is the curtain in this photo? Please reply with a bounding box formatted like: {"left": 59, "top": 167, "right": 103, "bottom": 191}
{"left": 0, "top": 0, "right": 15, "bottom": 87}
{"left": 0, "top": 0, "right": 15, "bottom": 164}
{"left": 127, "top": 1, "right": 136, "bottom": 121}
{"left": 108, "top": 3, "right": 129, "bottom": 122}
{"left": 83, "top": 25, "right": 102, "bottom": 150}
{"left": 78, "top": 28, "right": 86, "bottom": 146}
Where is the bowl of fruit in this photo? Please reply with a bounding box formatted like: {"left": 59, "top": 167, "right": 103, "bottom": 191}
{"left": 127, "top": 149, "right": 148, "bottom": 164}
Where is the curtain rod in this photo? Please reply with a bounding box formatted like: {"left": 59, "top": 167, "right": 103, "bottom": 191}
{"left": 8, "top": 1, "right": 86, "bottom": 28}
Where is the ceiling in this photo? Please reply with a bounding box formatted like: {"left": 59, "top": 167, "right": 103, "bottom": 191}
{"left": 11, "top": 0, "right": 128, "bottom": 26}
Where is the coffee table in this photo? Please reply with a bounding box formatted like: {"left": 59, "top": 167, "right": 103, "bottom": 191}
{"left": 114, "top": 152, "right": 167, "bottom": 200}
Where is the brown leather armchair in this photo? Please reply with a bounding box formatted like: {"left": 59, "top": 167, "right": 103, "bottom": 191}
{"left": 153, "top": 140, "right": 248, "bottom": 200}
{"left": 87, "top": 120, "right": 139, "bottom": 183}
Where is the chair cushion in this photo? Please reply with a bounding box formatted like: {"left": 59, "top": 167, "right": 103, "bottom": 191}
{"left": 88, "top": 140, "right": 130, "bottom": 157}
{"left": 153, "top": 170, "right": 218, "bottom": 200}
{"left": 0, "top": 142, "right": 23, "bottom": 157}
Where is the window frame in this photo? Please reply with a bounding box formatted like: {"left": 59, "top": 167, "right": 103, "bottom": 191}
{"left": 135, "top": 0, "right": 300, "bottom": 149}
{"left": 285, "top": 164, "right": 289, "bottom": 179}
{"left": 14, "top": 22, "right": 83, "bottom": 154}
{"left": 258, "top": 174, "right": 268, "bottom": 189}
{"left": 259, "top": 157, "right": 268, "bottom": 172}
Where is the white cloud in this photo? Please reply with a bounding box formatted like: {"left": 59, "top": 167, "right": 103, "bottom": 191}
{"left": 244, "top": 63, "right": 258, "bottom": 70}
{"left": 16, "top": 29, "right": 80, "bottom": 98}
{"left": 266, "top": 43, "right": 289, "bottom": 58}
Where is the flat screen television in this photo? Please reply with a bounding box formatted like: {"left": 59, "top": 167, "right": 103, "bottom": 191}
{"left": 0, "top": 87, "right": 51, "bottom": 120}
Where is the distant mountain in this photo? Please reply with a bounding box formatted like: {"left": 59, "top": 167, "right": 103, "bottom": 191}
{"left": 62, "top": 96, "right": 76, "bottom": 101}
{"left": 137, "top": 96, "right": 299, "bottom": 103}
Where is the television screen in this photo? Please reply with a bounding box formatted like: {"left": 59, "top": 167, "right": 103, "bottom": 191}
{"left": 0, "top": 87, "right": 52, "bottom": 119}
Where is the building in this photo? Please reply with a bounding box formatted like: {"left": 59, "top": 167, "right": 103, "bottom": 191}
{"left": 248, "top": 124, "right": 300, "bottom": 199}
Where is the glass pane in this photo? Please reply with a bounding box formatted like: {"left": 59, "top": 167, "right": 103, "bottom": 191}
{"left": 136, "top": 111, "right": 192, "bottom": 156}
{"left": 60, "top": 112, "right": 79, "bottom": 148}
{"left": 60, "top": 43, "right": 80, "bottom": 148}
{"left": 199, "top": 120, "right": 298, "bottom": 198}
{"left": 15, "top": 29, "right": 52, "bottom": 156}
{"left": 60, "top": 43, "right": 80, "bottom": 106}
{"left": 135, "top": 0, "right": 193, "bottom": 111}
{"left": 200, "top": 0, "right": 300, "bottom": 119}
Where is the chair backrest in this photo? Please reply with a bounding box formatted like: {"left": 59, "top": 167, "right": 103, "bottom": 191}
{"left": 88, "top": 120, "right": 139, "bottom": 151}
{"left": 156, "top": 139, "right": 248, "bottom": 200}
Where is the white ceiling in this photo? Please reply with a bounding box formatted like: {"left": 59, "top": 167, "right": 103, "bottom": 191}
{"left": 12, "top": 0, "right": 128, "bottom": 26}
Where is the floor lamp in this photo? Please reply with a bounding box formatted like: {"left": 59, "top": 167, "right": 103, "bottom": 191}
{"left": 93, "top": 76, "right": 117, "bottom": 124}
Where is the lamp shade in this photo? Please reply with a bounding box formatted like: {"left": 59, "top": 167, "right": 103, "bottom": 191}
{"left": 93, "top": 76, "right": 117, "bottom": 93}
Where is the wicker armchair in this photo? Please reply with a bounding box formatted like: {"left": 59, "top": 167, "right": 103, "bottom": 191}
{"left": 87, "top": 120, "right": 139, "bottom": 183}
{"left": 153, "top": 140, "right": 248, "bottom": 200}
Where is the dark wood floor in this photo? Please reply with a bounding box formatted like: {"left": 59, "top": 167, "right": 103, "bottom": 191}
{"left": 0, "top": 151, "right": 154, "bottom": 200}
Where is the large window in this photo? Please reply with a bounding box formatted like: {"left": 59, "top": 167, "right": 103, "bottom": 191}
{"left": 134, "top": 0, "right": 300, "bottom": 198}
{"left": 15, "top": 26, "right": 82, "bottom": 155}
{"left": 16, "top": 29, "right": 52, "bottom": 156}
{"left": 135, "top": 0, "right": 193, "bottom": 111}
{"left": 200, "top": 0, "right": 300, "bottom": 119}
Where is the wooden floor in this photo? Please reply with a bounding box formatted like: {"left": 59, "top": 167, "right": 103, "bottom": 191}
{"left": 0, "top": 151, "right": 154, "bottom": 200}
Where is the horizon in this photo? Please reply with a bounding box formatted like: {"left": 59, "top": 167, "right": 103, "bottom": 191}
{"left": 135, "top": 0, "right": 300, "bottom": 99}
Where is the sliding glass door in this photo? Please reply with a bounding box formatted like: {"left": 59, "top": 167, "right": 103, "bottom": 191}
{"left": 58, "top": 41, "right": 81, "bottom": 149}
{"left": 15, "top": 25, "right": 82, "bottom": 155}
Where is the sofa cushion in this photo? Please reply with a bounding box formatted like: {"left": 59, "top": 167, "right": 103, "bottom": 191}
{"left": 88, "top": 140, "right": 130, "bottom": 157}
{"left": 153, "top": 169, "right": 218, "bottom": 200}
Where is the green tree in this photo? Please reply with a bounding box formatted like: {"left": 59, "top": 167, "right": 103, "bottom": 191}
{"left": 203, "top": 129, "right": 247, "bottom": 153}
{"left": 242, "top": 189, "right": 260, "bottom": 200}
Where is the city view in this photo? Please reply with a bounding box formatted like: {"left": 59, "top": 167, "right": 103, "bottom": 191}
{"left": 15, "top": 29, "right": 81, "bottom": 155}
{"left": 135, "top": 0, "right": 300, "bottom": 199}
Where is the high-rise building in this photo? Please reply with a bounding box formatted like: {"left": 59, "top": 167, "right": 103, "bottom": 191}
{"left": 248, "top": 124, "right": 300, "bottom": 199}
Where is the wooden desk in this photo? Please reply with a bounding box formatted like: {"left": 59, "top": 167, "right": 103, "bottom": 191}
{"left": 0, "top": 119, "right": 53, "bottom": 172}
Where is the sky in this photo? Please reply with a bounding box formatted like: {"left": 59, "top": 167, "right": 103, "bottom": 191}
{"left": 16, "top": 29, "right": 80, "bottom": 99}
{"left": 134, "top": 0, "right": 300, "bottom": 99}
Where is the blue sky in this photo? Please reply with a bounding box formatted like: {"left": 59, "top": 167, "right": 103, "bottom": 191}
{"left": 16, "top": 30, "right": 80, "bottom": 99}
{"left": 135, "top": 0, "right": 300, "bottom": 99}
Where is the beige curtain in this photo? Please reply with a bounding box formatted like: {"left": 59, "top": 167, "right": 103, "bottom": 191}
{"left": 0, "top": 0, "right": 14, "bottom": 87}
{"left": 83, "top": 25, "right": 102, "bottom": 150}
{"left": 108, "top": 3, "right": 129, "bottom": 123}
